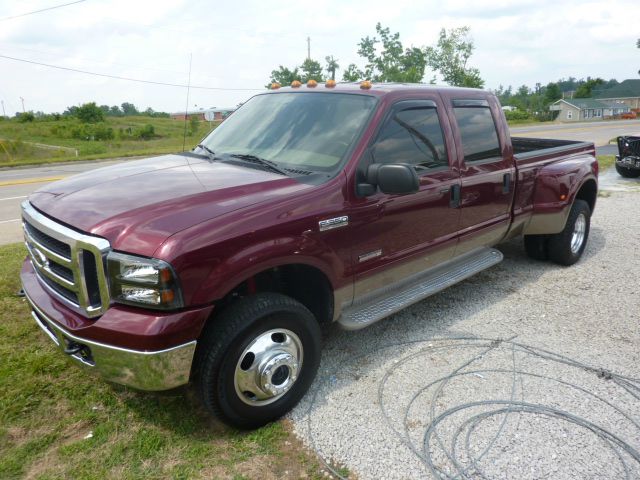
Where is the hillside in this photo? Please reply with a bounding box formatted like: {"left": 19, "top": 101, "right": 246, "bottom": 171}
{"left": 0, "top": 116, "right": 218, "bottom": 168}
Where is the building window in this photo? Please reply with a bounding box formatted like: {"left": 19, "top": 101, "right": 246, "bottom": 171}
{"left": 567, "top": 110, "right": 573, "bottom": 120}
{"left": 595, "top": 109, "right": 602, "bottom": 118}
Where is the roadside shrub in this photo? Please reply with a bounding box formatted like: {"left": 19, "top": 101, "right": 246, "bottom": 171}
{"left": 504, "top": 109, "right": 531, "bottom": 121}
{"left": 17, "top": 112, "right": 35, "bottom": 123}
{"left": 71, "top": 123, "right": 114, "bottom": 141}
{"left": 134, "top": 124, "right": 156, "bottom": 140}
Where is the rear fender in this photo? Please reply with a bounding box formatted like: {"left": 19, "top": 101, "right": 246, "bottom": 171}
{"left": 524, "top": 156, "right": 597, "bottom": 235}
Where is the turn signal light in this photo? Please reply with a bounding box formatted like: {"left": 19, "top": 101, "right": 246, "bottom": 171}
{"left": 560, "top": 194, "right": 567, "bottom": 200}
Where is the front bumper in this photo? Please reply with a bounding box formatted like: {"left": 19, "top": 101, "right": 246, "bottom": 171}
{"left": 21, "top": 259, "right": 214, "bottom": 391}
{"left": 27, "top": 292, "right": 196, "bottom": 390}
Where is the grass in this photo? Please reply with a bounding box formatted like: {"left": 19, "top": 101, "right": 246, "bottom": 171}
{"left": 0, "top": 243, "right": 333, "bottom": 480}
{"left": 0, "top": 116, "right": 217, "bottom": 168}
{"left": 597, "top": 155, "right": 615, "bottom": 170}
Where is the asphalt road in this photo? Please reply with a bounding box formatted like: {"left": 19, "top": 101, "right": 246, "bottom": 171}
{"left": 0, "top": 158, "right": 135, "bottom": 245}
{"left": 511, "top": 118, "right": 640, "bottom": 146}
{"left": 1, "top": 119, "right": 639, "bottom": 246}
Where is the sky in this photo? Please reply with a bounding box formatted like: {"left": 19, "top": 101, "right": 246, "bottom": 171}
{"left": 0, "top": 0, "right": 638, "bottom": 115}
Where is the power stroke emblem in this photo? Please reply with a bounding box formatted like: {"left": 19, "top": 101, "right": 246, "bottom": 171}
{"left": 318, "top": 216, "right": 349, "bottom": 232}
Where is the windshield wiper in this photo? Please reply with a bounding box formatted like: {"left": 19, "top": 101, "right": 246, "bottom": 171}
{"left": 227, "top": 153, "right": 290, "bottom": 177}
{"left": 195, "top": 144, "right": 217, "bottom": 160}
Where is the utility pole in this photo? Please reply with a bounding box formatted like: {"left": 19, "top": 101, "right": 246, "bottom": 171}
{"left": 19, "top": 96, "right": 25, "bottom": 113}
{"left": 307, "top": 36, "right": 310, "bottom": 60}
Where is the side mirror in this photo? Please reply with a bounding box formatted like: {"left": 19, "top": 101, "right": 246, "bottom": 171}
{"left": 359, "top": 163, "right": 419, "bottom": 196}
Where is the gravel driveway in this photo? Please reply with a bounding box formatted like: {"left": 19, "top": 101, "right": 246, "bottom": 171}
{"left": 290, "top": 189, "right": 640, "bottom": 479}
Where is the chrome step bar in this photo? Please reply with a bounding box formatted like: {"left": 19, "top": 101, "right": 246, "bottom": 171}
{"left": 338, "top": 247, "right": 503, "bottom": 330}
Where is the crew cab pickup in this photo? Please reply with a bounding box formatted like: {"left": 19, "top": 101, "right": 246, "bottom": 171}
{"left": 20, "top": 83, "right": 598, "bottom": 428}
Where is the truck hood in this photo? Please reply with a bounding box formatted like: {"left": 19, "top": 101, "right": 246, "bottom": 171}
{"left": 29, "top": 154, "right": 312, "bottom": 256}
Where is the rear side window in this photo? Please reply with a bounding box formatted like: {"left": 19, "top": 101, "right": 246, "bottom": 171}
{"left": 453, "top": 106, "right": 501, "bottom": 162}
{"left": 372, "top": 107, "right": 448, "bottom": 170}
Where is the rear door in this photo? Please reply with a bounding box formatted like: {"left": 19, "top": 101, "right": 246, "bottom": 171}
{"left": 449, "top": 98, "right": 515, "bottom": 254}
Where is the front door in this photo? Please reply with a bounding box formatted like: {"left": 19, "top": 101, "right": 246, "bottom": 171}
{"left": 347, "top": 98, "right": 462, "bottom": 299}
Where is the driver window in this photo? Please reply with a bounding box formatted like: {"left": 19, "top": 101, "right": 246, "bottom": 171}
{"left": 372, "top": 107, "right": 448, "bottom": 171}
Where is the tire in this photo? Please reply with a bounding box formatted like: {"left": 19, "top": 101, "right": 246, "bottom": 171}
{"left": 615, "top": 163, "right": 640, "bottom": 178}
{"left": 195, "top": 292, "right": 321, "bottom": 429}
{"left": 524, "top": 234, "right": 549, "bottom": 261}
{"left": 547, "top": 199, "right": 591, "bottom": 266}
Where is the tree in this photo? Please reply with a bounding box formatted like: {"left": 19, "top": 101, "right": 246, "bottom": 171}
{"left": 342, "top": 64, "right": 362, "bottom": 82}
{"left": 425, "top": 27, "right": 484, "bottom": 88}
{"left": 75, "top": 102, "right": 104, "bottom": 123}
{"left": 574, "top": 78, "right": 604, "bottom": 98}
{"left": 267, "top": 65, "right": 300, "bottom": 87}
{"left": 544, "top": 82, "right": 562, "bottom": 105}
{"left": 352, "top": 23, "right": 427, "bottom": 82}
{"left": 121, "top": 102, "right": 138, "bottom": 116}
{"left": 109, "top": 105, "right": 123, "bottom": 116}
{"left": 325, "top": 56, "right": 339, "bottom": 81}
{"left": 300, "top": 58, "right": 324, "bottom": 83}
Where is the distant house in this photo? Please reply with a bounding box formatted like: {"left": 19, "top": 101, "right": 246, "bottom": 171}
{"left": 170, "top": 107, "right": 235, "bottom": 121}
{"left": 593, "top": 79, "right": 640, "bottom": 110}
{"left": 549, "top": 98, "right": 631, "bottom": 122}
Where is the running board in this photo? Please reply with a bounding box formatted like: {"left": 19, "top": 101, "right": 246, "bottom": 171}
{"left": 338, "top": 247, "right": 503, "bottom": 330}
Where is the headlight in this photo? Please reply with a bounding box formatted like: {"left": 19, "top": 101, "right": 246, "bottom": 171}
{"left": 106, "top": 252, "right": 183, "bottom": 310}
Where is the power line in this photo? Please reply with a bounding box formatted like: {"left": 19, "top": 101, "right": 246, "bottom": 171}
{"left": 0, "top": 0, "right": 88, "bottom": 22}
{"left": 0, "top": 54, "right": 263, "bottom": 92}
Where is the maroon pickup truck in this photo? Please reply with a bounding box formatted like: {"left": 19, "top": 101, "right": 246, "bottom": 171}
{"left": 20, "top": 82, "right": 598, "bottom": 428}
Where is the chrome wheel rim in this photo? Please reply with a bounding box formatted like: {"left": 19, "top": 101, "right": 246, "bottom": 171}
{"left": 234, "top": 328, "right": 303, "bottom": 406}
{"left": 570, "top": 213, "right": 586, "bottom": 254}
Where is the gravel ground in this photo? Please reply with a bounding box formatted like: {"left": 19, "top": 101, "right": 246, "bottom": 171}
{"left": 289, "top": 189, "right": 640, "bottom": 480}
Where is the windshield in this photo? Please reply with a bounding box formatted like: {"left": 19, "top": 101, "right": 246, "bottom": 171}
{"left": 199, "top": 92, "right": 377, "bottom": 172}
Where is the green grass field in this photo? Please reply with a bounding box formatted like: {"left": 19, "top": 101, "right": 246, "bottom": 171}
{"left": 0, "top": 116, "right": 217, "bottom": 168}
{"left": 0, "top": 243, "right": 330, "bottom": 479}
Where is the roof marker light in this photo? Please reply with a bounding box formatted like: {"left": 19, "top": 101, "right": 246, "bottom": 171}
{"left": 360, "top": 80, "right": 372, "bottom": 90}
{"left": 270, "top": 82, "right": 281, "bottom": 90}
{"left": 291, "top": 80, "right": 302, "bottom": 88}
{"left": 307, "top": 79, "right": 318, "bottom": 88}
{"left": 325, "top": 79, "right": 336, "bottom": 88}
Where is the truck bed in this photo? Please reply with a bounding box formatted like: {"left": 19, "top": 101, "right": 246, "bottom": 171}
{"left": 512, "top": 137, "right": 595, "bottom": 162}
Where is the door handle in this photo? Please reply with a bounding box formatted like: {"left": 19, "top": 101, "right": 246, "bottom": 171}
{"left": 503, "top": 173, "right": 511, "bottom": 194}
{"left": 449, "top": 184, "right": 461, "bottom": 209}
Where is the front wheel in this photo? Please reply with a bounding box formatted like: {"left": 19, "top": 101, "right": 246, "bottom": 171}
{"left": 615, "top": 163, "right": 640, "bottom": 178}
{"left": 547, "top": 199, "right": 591, "bottom": 266}
{"left": 195, "top": 293, "right": 321, "bottom": 429}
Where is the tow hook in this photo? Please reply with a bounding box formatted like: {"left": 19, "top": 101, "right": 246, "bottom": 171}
{"left": 64, "top": 342, "right": 85, "bottom": 355}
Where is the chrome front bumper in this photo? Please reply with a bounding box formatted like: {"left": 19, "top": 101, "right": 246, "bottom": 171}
{"left": 26, "top": 292, "right": 196, "bottom": 391}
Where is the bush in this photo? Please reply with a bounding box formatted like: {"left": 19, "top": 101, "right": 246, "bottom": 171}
{"left": 504, "top": 109, "right": 531, "bottom": 121}
{"left": 71, "top": 123, "right": 114, "bottom": 141}
{"left": 17, "top": 112, "right": 35, "bottom": 123}
{"left": 134, "top": 124, "right": 156, "bottom": 140}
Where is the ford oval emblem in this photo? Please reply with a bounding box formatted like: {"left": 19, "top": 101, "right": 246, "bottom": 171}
{"left": 32, "top": 246, "right": 48, "bottom": 267}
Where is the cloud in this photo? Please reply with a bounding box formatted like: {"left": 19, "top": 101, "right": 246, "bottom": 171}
{"left": 0, "top": 0, "right": 637, "bottom": 113}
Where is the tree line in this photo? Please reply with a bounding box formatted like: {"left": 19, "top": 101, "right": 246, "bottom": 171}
{"left": 268, "top": 23, "right": 484, "bottom": 88}
{"left": 6, "top": 102, "right": 169, "bottom": 123}
{"left": 494, "top": 77, "right": 620, "bottom": 121}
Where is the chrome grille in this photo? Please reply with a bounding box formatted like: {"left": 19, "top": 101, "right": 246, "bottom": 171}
{"left": 22, "top": 201, "right": 111, "bottom": 318}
